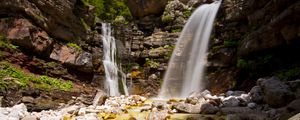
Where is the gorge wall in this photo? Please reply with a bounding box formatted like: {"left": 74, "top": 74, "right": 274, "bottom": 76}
{"left": 0, "top": 0, "right": 299, "bottom": 100}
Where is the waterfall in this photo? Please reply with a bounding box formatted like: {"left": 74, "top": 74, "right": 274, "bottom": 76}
{"left": 101, "top": 23, "right": 128, "bottom": 96}
{"left": 159, "top": 1, "right": 222, "bottom": 98}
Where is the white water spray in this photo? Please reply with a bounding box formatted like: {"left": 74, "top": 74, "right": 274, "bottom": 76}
{"left": 159, "top": 1, "right": 222, "bottom": 98}
{"left": 101, "top": 23, "right": 128, "bottom": 96}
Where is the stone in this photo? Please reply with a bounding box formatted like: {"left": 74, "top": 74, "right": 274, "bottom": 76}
{"left": 200, "top": 103, "right": 219, "bottom": 114}
{"left": 0, "top": 0, "right": 88, "bottom": 41}
{"left": 172, "top": 103, "right": 201, "bottom": 114}
{"left": 220, "top": 107, "right": 255, "bottom": 115}
{"left": 50, "top": 44, "right": 93, "bottom": 73}
{"left": 222, "top": 96, "right": 240, "bottom": 107}
{"left": 147, "top": 111, "right": 169, "bottom": 120}
{"left": 288, "top": 113, "right": 300, "bottom": 120}
{"left": 126, "top": 0, "right": 168, "bottom": 18}
{"left": 247, "top": 103, "right": 256, "bottom": 109}
{"left": 21, "top": 96, "right": 35, "bottom": 103}
{"left": 257, "top": 77, "right": 295, "bottom": 107}
{"left": 92, "top": 90, "right": 108, "bottom": 106}
{"left": 227, "top": 113, "right": 268, "bottom": 120}
{"left": 226, "top": 91, "right": 246, "bottom": 97}
{"left": 21, "top": 115, "right": 38, "bottom": 120}
{"left": 249, "top": 86, "right": 263, "bottom": 103}
{"left": 0, "top": 18, "right": 53, "bottom": 55}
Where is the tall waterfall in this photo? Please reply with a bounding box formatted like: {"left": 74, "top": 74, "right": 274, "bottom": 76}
{"left": 101, "top": 23, "right": 128, "bottom": 96}
{"left": 159, "top": 1, "right": 222, "bottom": 98}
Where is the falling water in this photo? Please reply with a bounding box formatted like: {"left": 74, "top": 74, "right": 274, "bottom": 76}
{"left": 101, "top": 23, "right": 128, "bottom": 96}
{"left": 159, "top": 1, "right": 222, "bottom": 98}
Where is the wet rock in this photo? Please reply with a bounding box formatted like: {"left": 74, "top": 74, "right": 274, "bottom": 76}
{"left": 288, "top": 113, "right": 300, "bottom": 120}
{"left": 227, "top": 113, "right": 268, "bottom": 120}
{"left": 152, "top": 102, "right": 166, "bottom": 110}
{"left": 249, "top": 86, "right": 263, "bottom": 103}
{"left": 226, "top": 91, "right": 246, "bottom": 97}
{"left": 221, "top": 96, "right": 240, "bottom": 107}
{"left": 172, "top": 103, "right": 201, "bottom": 113}
{"left": 147, "top": 110, "right": 169, "bottom": 120}
{"left": 247, "top": 102, "right": 256, "bottom": 109}
{"left": 200, "top": 103, "right": 219, "bottom": 114}
{"left": 220, "top": 107, "right": 255, "bottom": 115}
{"left": 257, "top": 77, "right": 295, "bottom": 107}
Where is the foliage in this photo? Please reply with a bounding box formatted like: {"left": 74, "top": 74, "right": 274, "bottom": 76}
{"left": 67, "top": 43, "right": 82, "bottom": 51}
{"left": 223, "top": 40, "right": 239, "bottom": 47}
{"left": 0, "top": 35, "right": 18, "bottom": 50}
{"left": 145, "top": 58, "right": 160, "bottom": 69}
{"left": 224, "top": 39, "right": 239, "bottom": 47}
{"left": 274, "top": 67, "right": 300, "bottom": 81}
{"left": 171, "top": 28, "right": 182, "bottom": 33}
{"left": 162, "top": 15, "right": 173, "bottom": 23}
{"left": 0, "top": 62, "right": 73, "bottom": 91}
{"left": 183, "top": 10, "right": 192, "bottom": 18}
{"left": 82, "top": 0, "right": 132, "bottom": 21}
{"left": 236, "top": 59, "right": 254, "bottom": 70}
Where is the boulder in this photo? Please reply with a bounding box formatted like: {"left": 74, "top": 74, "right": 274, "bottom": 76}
{"left": 92, "top": 90, "right": 108, "bottom": 106}
{"left": 172, "top": 103, "right": 201, "bottom": 113}
{"left": 0, "top": 0, "right": 88, "bottom": 41}
{"left": 222, "top": 96, "right": 240, "bottom": 107}
{"left": 126, "top": 0, "right": 168, "bottom": 18}
{"left": 227, "top": 113, "right": 267, "bottom": 120}
{"left": 249, "top": 86, "right": 263, "bottom": 103}
{"left": 220, "top": 107, "right": 255, "bottom": 115}
{"left": 257, "top": 77, "right": 295, "bottom": 107}
{"left": 147, "top": 111, "right": 169, "bottom": 120}
{"left": 50, "top": 44, "right": 93, "bottom": 73}
{"left": 0, "top": 18, "right": 53, "bottom": 55}
{"left": 200, "top": 103, "right": 219, "bottom": 114}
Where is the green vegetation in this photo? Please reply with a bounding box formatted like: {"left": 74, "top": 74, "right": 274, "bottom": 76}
{"left": 145, "top": 58, "right": 160, "bottom": 69}
{"left": 183, "top": 10, "right": 192, "bottom": 18}
{"left": 67, "top": 43, "right": 82, "bottom": 51}
{"left": 224, "top": 39, "right": 239, "bottom": 47}
{"left": 162, "top": 15, "right": 173, "bottom": 23}
{"left": 81, "top": 0, "right": 132, "bottom": 21}
{"left": 171, "top": 28, "right": 182, "bottom": 33}
{"left": 0, "top": 35, "right": 18, "bottom": 50}
{"left": 0, "top": 62, "right": 73, "bottom": 91}
{"left": 274, "top": 67, "right": 300, "bottom": 81}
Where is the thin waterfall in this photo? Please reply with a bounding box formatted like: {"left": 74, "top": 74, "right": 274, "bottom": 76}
{"left": 101, "top": 23, "right": 128, "bottom": 96}
{"left": 159, "top": 1, "right": 222, "bottom": 98}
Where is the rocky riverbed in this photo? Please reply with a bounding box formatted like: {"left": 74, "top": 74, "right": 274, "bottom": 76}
{"left": 0, "top": 77, "right": 299, "bottom": 120}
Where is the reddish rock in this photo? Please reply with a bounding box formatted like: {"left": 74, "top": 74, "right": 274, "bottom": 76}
{"left": 50, "top": 44, "right": 93, "bottom": 73}
{"left": 0, "top": 18, "right": 53, "bottom": 55}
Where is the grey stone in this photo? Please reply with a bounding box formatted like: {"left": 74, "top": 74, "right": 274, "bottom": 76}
{"left": 257, "top": 77, "right": 295, "bottom": 107}
{"left": 249, "top": 86, "right": 263, "bottom": 103}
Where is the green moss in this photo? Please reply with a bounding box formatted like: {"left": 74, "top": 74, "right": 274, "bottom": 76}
{"left": 0, "top": 35, "right": 18, "bottom": 50}
{"left": 274, "top": 67, "right": 300, "bottom": 81}
{"left": 67, "top": 43, "right": 82, "bottom": 51}
{"left": 183, "top": 10, "right": 192, "bottom": 18}
{"left": 82, "top": 0, "right": 132, "bottom": 21}
{"left": 80, "top": 18, "right": 91, "bottom": 30}
{"left": 0, "top": 61, "right": 73, "bottom": 91}
{"left": 171, "top": 28, "right": 182, "bottom": 33}
{"left": 223, "top": 39, "right": 239, "bottom": 47}
{"left": 162, "top": 15, "right": 173, "bottom": 23}
{"left": 145, "top": 58, "right": 160, "bottom": 69}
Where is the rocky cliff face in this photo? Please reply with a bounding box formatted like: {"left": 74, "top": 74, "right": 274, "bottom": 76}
{"left": 0, "top": 0, "right": 299, "bottom": 103}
